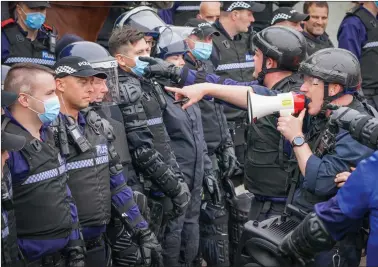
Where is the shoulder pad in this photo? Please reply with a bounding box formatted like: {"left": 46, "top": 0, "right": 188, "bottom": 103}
{"left": 85, "top": 109, "right": 102, "bottom": 131}
{"left": 346, "top": 5, "right": 360, "bottom": 16}
{"left": 1, "top": 18, "right": 15, "bottom": 28}
{"left": 101, "top": 118, "right": 115, "bottom": 141}
{"left": 119, "top": 75, "right": 142, "bottom": 104}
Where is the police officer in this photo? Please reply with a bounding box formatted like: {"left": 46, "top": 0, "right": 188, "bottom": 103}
{"left": 161, "top": 48, "right": 375, "bottom": 267}
{"left": 1, "top": 90, "right": 27, "bottom": 267}
{"left": 154, "top": 31, "right": 221, "bottom": 267}
{"left": 302, "top": 1, "right": 334, "bottom": 55}
{"left": 53, "top": 56, "right": 163, "bottom": 267}
{"left": 338, "top": 1, "right": 378, "bottom": 109}
{"left": 108, "top": 25, "right": 191, "bottom": 242}
{"left": 279, "top": 108, "right": 378, "bottom": 267}
{"left": 178, "top": 20, "right": 236, "bottom": 267}
{"left": 114, "top": 7, "right": 167, "bottom": 56}
{"left": 158, "top": 1, "right": 201, "bottom": 26}
{"left": 2, "top": 63, "right": 84, "bottom": 266}
{"left": 1, "top": 1, "right": 56, "bottom": 67}
{"left": 211, "top": 1, "right": 265, "bottom": 187}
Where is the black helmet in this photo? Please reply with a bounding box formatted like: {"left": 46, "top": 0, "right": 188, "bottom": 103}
{"left": 253, "top": 26, "right": 307, "bottom": 83}
{"left": 298, "top": 48, "right": 361, "bottom": 93}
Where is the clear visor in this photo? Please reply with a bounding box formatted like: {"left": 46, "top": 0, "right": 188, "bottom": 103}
{"left": 157, "top": 26, "right": 190, "bottom": 56}
{"left": 91, "top": 60, "right": 120, "bottom": 105}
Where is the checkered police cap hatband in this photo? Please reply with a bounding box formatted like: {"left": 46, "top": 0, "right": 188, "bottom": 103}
{"left": 227, "top": 1, "right": 251, "bottom": 11}
{"left": 271, "top": 13, "right": 292, "bottom": 24}
{"left": 55, "top": 65, "right": 77, "bottom": 76}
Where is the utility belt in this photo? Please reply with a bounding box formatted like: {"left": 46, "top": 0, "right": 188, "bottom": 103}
{"left": 85, "top": 234, "right": 104, "bottom": 251}
{"left": 26, "top": 252, "right": 65, "bottom": 267}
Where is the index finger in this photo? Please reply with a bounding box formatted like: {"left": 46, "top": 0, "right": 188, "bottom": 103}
{"left": 165, "top": 86, "right": 184, "bottom": 95}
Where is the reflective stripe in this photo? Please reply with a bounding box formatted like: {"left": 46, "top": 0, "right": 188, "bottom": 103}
{"left": 176, "top": 5, "right": 200, "bottom": 11}
{"left": 22, "top": 164, "right": 67, "bottom": 185}
{"left": 2, "top": 226, "right": 9, "bottom": 238}
{"left": 147, "top": 117, "right": 163, "bottom": 126}
{"left": 4, "top": 57, "right": 56, "bottom": 66}
{"left": 216, "top": 61, "right": 255, "bottom": 71}
{"left": 67, "top": 156, "right": 109, "bottom": 171}
{"left": 363, "top": 41, "right": 378, "bottom": 49}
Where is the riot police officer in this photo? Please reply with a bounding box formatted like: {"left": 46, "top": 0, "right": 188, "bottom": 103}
{"left": 162, "top": 48, "right": 376, "bottom": 267}
{"left": 1, "top": 1, "right": 57, "bottom": 67}
{"left": 1, "top": 90, "right": 27, "bottom": 267}
{"left": 3, "top": 63, "right": 84, "bottom": 266}
{"left": 108, "top": 25, "right": 191, "bottom": 247}
{"left": 53, "top": 56, "right": 163, "bottom": 267}
{"left": 154, "top": 29, "right": 221, "bottom": 267}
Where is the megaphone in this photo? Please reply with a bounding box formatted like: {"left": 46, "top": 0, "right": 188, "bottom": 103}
{"left": 247, "top": 90, "right": 305, "bottom": 123}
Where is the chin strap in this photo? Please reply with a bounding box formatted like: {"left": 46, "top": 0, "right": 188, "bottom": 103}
{"left": 319, "top": 82, "right": 345, "bottom": 116}
{"left": 257, "top": 55, "right": 292, "bottom": 84}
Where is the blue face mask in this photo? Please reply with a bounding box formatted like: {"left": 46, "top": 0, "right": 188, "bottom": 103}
{"left": 27, "top": 95, "right": 60, "bottom": 124}
{"left": 21, "top": 8, "right": 46, "bottom": 30}
{"left": 122, "top": 55, "right": 149, "bottom": 77}
{"left": 191, "top": 41, "right": 213, "bottom": 61}
{"left": 375, "top": 1, "right": 378, "bottom": 7}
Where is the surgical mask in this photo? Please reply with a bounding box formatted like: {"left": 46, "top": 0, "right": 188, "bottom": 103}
{"left": 191, "top": 41, "right": 213, "bottom": 61}
{"left": 121, "top": 55, "right": 149, "bottom": 77}
{"left": 20, "top": 7, "right": 46, "bottom": 30}
{"left": 27, "top": 95, "right": 60, "bottom": 124}
{"left": 375, "top": 1, "right": 378, "bottom": 8}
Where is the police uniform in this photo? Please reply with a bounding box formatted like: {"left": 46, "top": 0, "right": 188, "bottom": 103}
{"left": 1, "top": 19, "right": 56, "bottom": 67}
{"left": 245, "top": 74, "right": 303, "bottom": 221}
{"left": 341, "top": 6, "right": 378, "bottom": 109}
{"left": 302, "top": 31, "right": 334, "bottom": 56}
{"left": 3, "top": 114, "right": 80, "bottom": 265}
{"left": 184, "top": 54, "right": 232, "bottom": 267}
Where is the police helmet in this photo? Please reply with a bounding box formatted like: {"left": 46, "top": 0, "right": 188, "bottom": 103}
{"left": 2, "top": 65, "right": 11, "bottom": 90}
{"left": 114, "top": 6, "right": 166, "bottom": 38}
{"left": 253, "top": 25, "right": 307, "bottom": 72}
{"left": 58, "top": 41, "right": 120, "bottom": 104}
{"left": 156, "top": 26, "right": 189, "bottom": 59}
{"left": 298, "top": 48, "right": 361, "bottom": 93}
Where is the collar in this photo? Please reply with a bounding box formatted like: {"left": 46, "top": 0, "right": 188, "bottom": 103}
{"left": 360, "top": 5, "right": 378, "bottom": 20}
{"left": 302, "top": 31, "right": 330, "bottom": 42}
{"left": 77, "top": 112, "right": 86, "bottom": 127}
{"left": 15, "top": 21, "right": 49, "bottom": 40}
{"left": 4, "top": 108, "right": 49, "bottom": 137}
{"left": 214, "top": 19, "right": 242, "bottom": 41}
{"left": 183, "top": 52, "right": 200, "bottom": 68}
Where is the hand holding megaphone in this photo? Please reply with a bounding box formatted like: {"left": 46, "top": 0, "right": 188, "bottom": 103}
{"left": 247, "top": 90, "right": 307, "bottom": 142}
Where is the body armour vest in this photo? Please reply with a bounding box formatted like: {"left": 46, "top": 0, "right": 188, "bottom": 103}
{"left": 3, "top": 120, "right": 72, "bottom": 239}
{"left": 173, "top": 1, "right": 200, "bottom": 26}
{"left": 212, "top": 21, "right": 253, "bottom": 121}
{"left": 302, "top": 31, "right": 334, "bottom": 56}
{"left": 294, "top": 97, "right": 371, "bottom": 210}
{"left": 140, "top": 78, "right": 173, "bottom": 164}
{"left": 346, "top": 7, "right": 378, "bottom": 107}
{"left": 244, "top": 74, "right": 303, "bottom": 197}
{"left": 2, "top": 20, "right": 56, "bottom": 67}
{"left": 184, "top": 56, "right": 229, "bottom": 155}
{"left": 1, "top": 166, "right": 19, "bottom": 265}
{"left": 65, "top": 111, "right": 111, "bottom": 227}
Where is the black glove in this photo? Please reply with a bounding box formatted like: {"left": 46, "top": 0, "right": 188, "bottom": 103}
{"left": 218, "top": 144, "right": 238, "bottom": 180}
{"left": 203, "top": 170, "right": 222, "bottom": 205}
{"left": 170, "top": 178, "right": 191, "bottom": 218}
{"left": 140, "top": 57, "right": 182, "bottom": 83}
{"left": 65, "top": 246, "right": 86, "bottom": 267}
{"left": 139, "top": 228, "right": 164, "bottom": 267}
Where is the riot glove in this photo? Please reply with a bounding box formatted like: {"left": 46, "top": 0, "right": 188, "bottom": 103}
{"left": 171, "top": 178, "right": 191, "bottom": 218}
{"left": 218, "top": 143, "right": 238, "bottom": 180}
{"left": 203, "top": 170, "right": 222, "bottom": 205}
{"left": 138, "top": 228, "right": 164, "bottom": 267}
{"left": 140, "top": 57, "right": 182, "bottom": 84}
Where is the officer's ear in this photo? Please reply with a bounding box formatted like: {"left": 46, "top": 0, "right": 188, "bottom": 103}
{"left": 266, "top": 57, "right": 277, "bottom": 69}
{"left": 55, "top": 78, "right": 65, "bottom": 94}
{"left": 17, "top": 93, "right": 30, "bottom": 108}
{"left": 231, "top": 10, "right": 240, "bottom": 21}
{"left": 328, "top": 83, "right": 343, "bottom": 96}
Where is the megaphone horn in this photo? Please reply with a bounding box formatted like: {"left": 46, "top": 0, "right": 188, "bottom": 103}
{"left": 247, "top": 90, "right": 305, "bottom": 123}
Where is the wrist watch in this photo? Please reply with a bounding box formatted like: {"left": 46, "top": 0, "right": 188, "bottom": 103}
{"left": 291, "top": 136, "right": 305, "bottom": 147}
